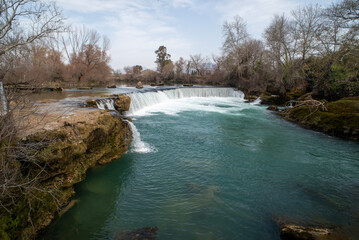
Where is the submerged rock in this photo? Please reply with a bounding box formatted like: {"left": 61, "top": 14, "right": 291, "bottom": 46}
{"left": 114, "top": 227, "right": 158, "bottom": 240}
{"left": 280, "top": 224, "right": 347, "bottom": 240}
{"left": 267, "top": 105, "right": 279, "bottom": 111}
{"left": 86, "top": 99, "right": 97, "bottom": 108}
{"left": 261, "top": 94, "right": 287, "bottom": 106}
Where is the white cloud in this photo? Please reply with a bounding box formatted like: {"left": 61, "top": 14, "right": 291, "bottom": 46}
{"left": 172, "top": 0, "right": 194, "bottom": 8}
{"left": 54, "top": 0, "right": 333, "bottom": 69}
{"left": 55, "top": 0, "right": 192, "bottom": 69}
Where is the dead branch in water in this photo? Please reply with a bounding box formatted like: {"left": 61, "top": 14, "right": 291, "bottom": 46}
{"left": 282, "top": 100, "right": 328, "bottom": 120}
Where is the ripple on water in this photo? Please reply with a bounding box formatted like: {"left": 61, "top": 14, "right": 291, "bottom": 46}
{"left": 42, "top": 97, "right": 359, "bottom": 240}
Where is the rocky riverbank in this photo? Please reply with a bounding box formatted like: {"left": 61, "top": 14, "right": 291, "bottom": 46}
{"left": 279, "top": 97, "right": 359, "bottom": 141}
{"left": 0, "top": 109, "right": 132, "bottom": 239}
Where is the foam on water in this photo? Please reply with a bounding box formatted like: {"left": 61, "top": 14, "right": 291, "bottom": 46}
{"left": 96, "top": 99, "right": 115, "bottom": 110}
{"left": 251, "top": 97, "right": 262, "bottom": 105}
{"left": 131, "top": 97, "right": 247, "bottom": 117}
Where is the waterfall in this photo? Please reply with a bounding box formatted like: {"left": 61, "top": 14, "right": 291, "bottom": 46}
{"left": 126, "top": 121, "right": 156, "bottom": 153}
{"left": 126, "top": 87, "right": 244, "bottom": 115}
{"left": 251, "top": 97, "right": 262, "bottom": 105}
{"left": 96, "top": 99, "right": 115, "bottom": 110}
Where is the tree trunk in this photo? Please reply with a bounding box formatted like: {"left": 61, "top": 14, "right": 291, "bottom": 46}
{"left": 0, "top": 80, "right": 8, "bottom": 115}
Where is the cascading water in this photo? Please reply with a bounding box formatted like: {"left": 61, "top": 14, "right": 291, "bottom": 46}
{"left": 126, "top": 121, "right": 156, "bottom": 153}
{"left": 251, "top": 97, "right": 262, "bottom": 105}
{"left": 96, "top": 99, "right": 115, "bottom": 110}
{"left": 125, "top": 87, "right": 244, "bottom": 115}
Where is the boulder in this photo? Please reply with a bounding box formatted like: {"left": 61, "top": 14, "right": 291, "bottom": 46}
{"left": 107, "top": 84, "right": 117, "bottom": 88}
{"left": 86, "top": 99, "right": 97, "bottom": 108}
{"left": 267, "top": 105, "right": 279, "bottom": 111}
{"left": 114, "top": 94, "right": 131, "bottom": 112}
{"left": 114, "top": 227, "right": 158, "bottom": 240}
{"left": 261, "top": 94, "right": 288, "bottom": 106}
{"left": 136, "top": 81, "right": 143, "bottom": 89}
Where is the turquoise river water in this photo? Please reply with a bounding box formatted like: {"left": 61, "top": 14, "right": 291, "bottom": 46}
{"left": 41, "top": 88, "right": 359, "bottom": 240}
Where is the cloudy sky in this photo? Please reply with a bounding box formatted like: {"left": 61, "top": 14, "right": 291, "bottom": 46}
{"left": 55, "top": 0, "right": 336, "bottom": 70}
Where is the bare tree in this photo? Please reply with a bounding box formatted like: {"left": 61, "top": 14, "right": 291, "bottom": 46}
{"left": 162, "top": 61, "right": 175, "bottom": 81}
{"left": 316, "top": 9, "right": 343, "bottom": 56}
{"left": 0, "top": 0, "right": 65, "bottom": 233}
{"left": 222, "top": 15, "right": 249, "bottom": 56}
{"left": 328, "top": 0, "right": 359, "bottom": 24}
{"left": 0, "top": 0, "right": 64, "bottom": 56}
{"left": 190, "top": 54, "right": 208, "bottom": 76}
{"left": 62, "top": 26, "right": 111, "bottom": 87}
{"left": 175, "top": 57, "right": 185, "bottom": 80}
{"left": 291, "top": 5, "right": 322, "bottom": 61}
{"left": 185, "top": 59, "right": 191, "bottom": 83}
{"left": 264, "top": 14, "right": 298, "bottom": 87}
{"left": 0, "top": 0, "right": 65, "bottom": 112}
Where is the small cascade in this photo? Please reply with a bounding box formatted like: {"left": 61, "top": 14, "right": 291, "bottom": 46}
{"left": 251, "top": 97, "right": 262, "bottom": 105}
{"left": 96, "top": 99, "right": 115, "bottom": 110}
{"left": 126, "top": 87, "right": 244, "bottom": 115}
{"left": 127, "top": 121, "right": 156, "bottom": 153}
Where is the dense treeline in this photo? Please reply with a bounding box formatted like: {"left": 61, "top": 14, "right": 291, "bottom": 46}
{"left": 122, "top": 0, "right": 358, "bottom": 101}
{"left": 1, "top": 20, "right": 112, "bottom": 88}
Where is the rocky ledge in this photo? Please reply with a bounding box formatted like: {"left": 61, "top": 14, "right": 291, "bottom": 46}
{"left": 0, "top": 110, "right": 132, "bottom": 239}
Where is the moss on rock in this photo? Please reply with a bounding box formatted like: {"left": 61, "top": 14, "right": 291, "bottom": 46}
{"left": 0, "top": 111, "right": 132, "bottom": 239}
{"left": 280, "top": 98, "right": 359, "bottom": 141}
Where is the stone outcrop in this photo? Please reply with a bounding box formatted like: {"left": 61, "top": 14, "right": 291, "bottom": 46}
{"left": 114, "top": 94, "right": 131, "bottom": 112}
{"left": 280, "top": 224, "right": 348, "bottom": 240}
{"left": 267, "top": 105, "right": 279, "bottom": 111}
{"left": 86, "top": 99, "right": 97, "bottom": 108}
{"left": 280, "top": 97, "right": 359, "bottom": 141}
{"left": 136, "top": 81, "right": 143, "bottom": 89}
{"left": 0, "top": 111, "right": 132, "bottom": 239}
{"left": 114, "top": 227, "right": 158, "bottom": 240}
{"left": 86, "top": 94, "right": 131, "bottom": 113}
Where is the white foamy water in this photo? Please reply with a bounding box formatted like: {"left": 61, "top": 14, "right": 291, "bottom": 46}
{"left": 96, "top": 99, "right": 115, "bottom": 110}
{"left": 127, "top": 121, "right": 157, "bottom": 154}
{"left": 251, "top": 97, "right": 262, "bottom": 105}
{"left": 130, "top": 97, "right": 248, "bottom": 117}
{"left": 125, "top": 87, "right": 244, "bottom": 116}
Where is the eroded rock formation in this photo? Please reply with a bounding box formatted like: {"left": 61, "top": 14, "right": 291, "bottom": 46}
{"left": 0, "top": 111, "right": 132, "bottom": 239}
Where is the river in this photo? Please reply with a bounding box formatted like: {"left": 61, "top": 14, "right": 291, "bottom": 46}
{"left": 40, "top": 87, "right": 359, "bottom": 240}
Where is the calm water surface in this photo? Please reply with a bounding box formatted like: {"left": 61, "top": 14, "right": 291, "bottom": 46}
{"left": 41, "top": 96, "right": 359, "bottom": 240}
